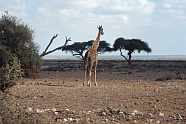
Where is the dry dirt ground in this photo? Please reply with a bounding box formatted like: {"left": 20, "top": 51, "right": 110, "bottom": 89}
{"left": 1, "top": 60, "right": 186, "bottom": 124}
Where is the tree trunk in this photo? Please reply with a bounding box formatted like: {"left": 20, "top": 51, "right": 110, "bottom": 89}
{"left": 127, "top": 51, "right": 132, "bottom": 65}
{"left": 119, "top": 49, "right": 128, "bottom": 61}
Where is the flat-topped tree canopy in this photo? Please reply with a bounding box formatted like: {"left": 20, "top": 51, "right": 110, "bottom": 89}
{"left": 113, "top": 37, "right": 151, "bottom": 53}
{"left": 113, "top": 37, "right": 151, "bottom": 64}
{"left": 63, "top": 40, "right": 112, "bottom": 60}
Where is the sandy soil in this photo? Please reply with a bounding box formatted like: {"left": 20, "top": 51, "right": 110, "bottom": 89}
{"left": 1, "top": 60, "right": 186, "bottom": 124}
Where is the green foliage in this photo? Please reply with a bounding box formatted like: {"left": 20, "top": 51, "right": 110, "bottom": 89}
{"left": 8, "top": 54, "right": 23, "bottom": 81}
{"left": 0, "top": 47, "right": 9, "bottom": 66}
{"left": 113, "top": 37, "right": 152, "bottom": 64}
{"left": 89, "top": 40, "right": 112, "bottom": 53}
{"left": 0, "top": 12, "right": 41, "bottom": 77}
{"left": 0, "top": 65, "right": 10, "bottom": 90}
{"left": 0, "top": 49, "right": 23, "bottom": 90}
{"left": 63, "top": 40, "right": 112, "bottom": 59}
{"left": 0, "top": 13, "right": 33, "bottom": 54}
{"left": 0, "top": 48, "right": 10, "bottom": 90}
{"left": 113, "top": 37, "right": 151, "bottom": 53}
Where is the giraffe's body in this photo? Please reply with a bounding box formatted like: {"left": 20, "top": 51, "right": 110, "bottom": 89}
{"left": 83, "top": 26, "right": 104, "bottom": 87}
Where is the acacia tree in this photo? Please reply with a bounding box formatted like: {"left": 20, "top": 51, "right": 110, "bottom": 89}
{"left": 63, "top": 42, "right": 87, "bottom": 60}
{"left": 63, "top": 40, "right": 112, "bottom": 60}
{"left": 113, "top": 37, "right": 151, "bottom": 64}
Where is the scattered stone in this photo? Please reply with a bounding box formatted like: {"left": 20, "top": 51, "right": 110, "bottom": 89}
{"left": 54, "top": 112, "right": 59, "bottom": 115}
{"left": 87, "top": 111, "right": 92, "bottom": 114}
{"left": 27, "top": 107, "right": 33, "bottom": 112}
{"left": 149, "top": 119, "right": 154, "bottom": 123}
{"left": 68, "top": 117, "right": 73, "bottom": 121}
{"left": 102, "top": 112, "right": 106, "bottom": 116}
{"left": 36, "top": 108, "right": 44, "bottom": 113}
{"left": 103, "top": 118, "right": 108, "bottom": 122}
{"left": 63, "top": 118, "right": 68, "bottom": 122}
{"left": 119, "top": 111, "right": 124, "bottom": 114}
{"left": 51, "top": 108, "right": 57, "bottom": 112}
{"left": 156, "top": 120, "right": 161, "bottom": 124}
{"left": 159, "top": 112, "right": 164, "bottom": 117}
{"left": 97, "top": 107, "right": 146, "bottom": 122}
{"left": 24, "top": 106, "right": 185, "bottom": 124}
{"left": 133, "top": 120, "right": 137, "bottom": 123}
{"left": 131, "top": 110, "right": 138, "bottom": 116}
{"left": 65, "top": 108, "right": 70, "bottom": 111}
{"left": 147, "top": 113, "right": 154, "bottom": 118}
{"left": 44, "top": 108, "right": 50, "bottom": 112}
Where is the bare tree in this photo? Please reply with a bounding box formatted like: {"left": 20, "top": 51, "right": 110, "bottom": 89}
{"left": 40, "top": 35, "right": 71, "bottom": 57}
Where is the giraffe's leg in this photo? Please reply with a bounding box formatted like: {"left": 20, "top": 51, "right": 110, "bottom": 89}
{"left": 87, "top": 63, "right": 93, "bottom": 87}
{"left": 83, "top": 64, "right": 88, "bottom": 86}
{"left": 93, "top": 62, "right": 98, "bottom": 86}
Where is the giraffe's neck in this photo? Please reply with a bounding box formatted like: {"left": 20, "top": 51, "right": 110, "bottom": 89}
{"left": 91, "top": 31, "right": 101, "bottom": 51}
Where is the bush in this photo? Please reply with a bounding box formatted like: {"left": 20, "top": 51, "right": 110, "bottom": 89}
{"left": 0, "top": 53, "right": 23, "bottom": 90}
{"left": 8, "top": 54, "right": 23, "bottom": 81}
{"left": 0, "top": 12, "right": 41, "bottom": 78}
{"left": 0, "top": 48, "right": 10, "bottom": 90}
{"left": 0, "top": 65, "right": 10, "bottom": 90}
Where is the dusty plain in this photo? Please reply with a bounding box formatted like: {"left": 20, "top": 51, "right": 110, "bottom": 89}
{"left": 1, "top": 60, "right": 186, "bottom": 124}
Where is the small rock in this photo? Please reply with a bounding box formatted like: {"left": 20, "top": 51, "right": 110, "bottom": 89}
{"left": 119, "top": 111, "right": 124, "bottom": 114}
{"left": 148, "top": 113, "right": 153, "bottom": 118}
{"left": 156, "top": 120, "right": 160, "bottom": 124}
{"left": 36, "top": 109, "right": 44, "bottom": 113}
{"left": 65, "top": 108, "right": 70, "bottom": 111}
{"left": 131, "top": 109, "right": 142, "bottom": 116}
{"left": 159, "top": 112, "right": 164, "bottom": 117}
{"left": 104, "top": 118, "right": 108, "bottom": 122}
{"left": 87, "top": 111, "right": 91, "bottom": 114}
{"left": 44, "top": 108, "right": 50, "bottom": 112}
{"left": 68, "top": 118, "right": 73, "bottom": 121}
{"left": 133, "top": 120, "right": 137, "bottom": 123}
{"left": 52, "top": 108, "right": 57, "bottom": 112}
{"left": 133, "top": 110, "right": 138, "bottom": 113}
{"left": 27, "top": 107, "right": 33, "bottom": 112}
{"left": 102, "top": 112, "right": 106, "bottom": 116}
{"left": 54, "top": 112, "right": 59, "bottom": 115}
{"left": 149, "top": 119, "right": 154, "bottom": 123}
{"left": 63, "top": 118, "right": 68, "bottom": 122}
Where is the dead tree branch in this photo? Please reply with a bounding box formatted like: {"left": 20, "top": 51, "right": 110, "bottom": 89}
{"left": 42, "top": 34, "right": 58, "bottom": 55}
{"left": 40, "top": 35, "right": 71, "bottom": 57}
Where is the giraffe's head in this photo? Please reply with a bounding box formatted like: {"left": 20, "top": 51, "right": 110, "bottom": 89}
{"left": 97, "top": 25, "right": 104, "bottom": 35}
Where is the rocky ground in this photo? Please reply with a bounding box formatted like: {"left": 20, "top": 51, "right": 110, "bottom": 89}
{"left": 0, "top": 60, "right": 186, "bottom": 124}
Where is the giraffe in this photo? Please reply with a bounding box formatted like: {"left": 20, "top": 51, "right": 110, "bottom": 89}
{"left": 83, "top": 25, "right": 104, "bottom": 87}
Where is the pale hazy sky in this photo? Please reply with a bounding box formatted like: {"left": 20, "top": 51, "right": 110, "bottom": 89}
{"left": 0, "top": 0, "right": 186, "bottom": 56}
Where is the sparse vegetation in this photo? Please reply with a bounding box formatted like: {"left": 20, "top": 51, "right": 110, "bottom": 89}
{"left": 0, "top": 12, "right": 40, "bottom": 90}
{"left": 1, "top": 10, "right": 186, "bottom": 124}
